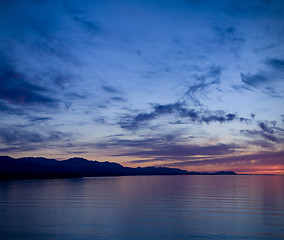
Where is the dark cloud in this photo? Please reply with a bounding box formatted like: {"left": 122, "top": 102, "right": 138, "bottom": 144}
{"left": 260, "top": 133, "right": 281, "bottom": 143}
{"left": 30, "top": 117, "right": 53, "bottom": 122}
{"left": 0, "top": 146, "right": 39, "bottom": 153}
{"left": 112, "top": 143, "right": 236, "bottom": 158}
{"left": 97, "top": 133, "right": 181, "bottom": 149}
{"left": 240, "top": 58, "right": 284, "bottom": 97}
{"left": 266, "top": 58, "right": 284, "bottom": 71}
{"left": 186, "top": 78, "right": 220, "bottom": 95}
{"left": 247, "top": 140, "right": 274, "bottom": 149}
{"left": 241, "top": 73, "right": 268, "bottom": 87}
{"left": 207, "top": 66, "right": 222, "bottom": 78}
{"left": 0, "top": 127, "right": 70, "bottom": 145}
{"left": 266, "top": 59, "right": 284, "bottom": 71}
{"left": 0, "top": 125, "right": 74, "bottom": 154}
{"left": 42, "top": 133, "right": 187, "bottom": 158}
{"left": 163, "top": 151, "right": 284, "bottom": 168}
{"left": 238, "top": 117, "right": 251, "bottom": 123}
{"left": 241, "top": 121, "right": 284, "bottom": 143}
{"left": 126, "top": 159, "right": 162, "bottom": 164}
{"left": 102, "top": 85, "right": 120, "bottom": 94}
{"left": 110, "top": 97, "right": 127, "bottom": 102}
{"left": 0, "top": 101, "right": 23, "bottom": 115}
{"left": 119, "top": 112, "right": 156, "bottom": 130}
{"left": 126, "top": 156, "right": 212, "bottom": 164}
{"left": 0, "top": 65, "right": 57, "bottom": 107}
{"left": 119, "top": 102, "right": 245, "bottom": 130}
{"left": 184, "top": 66, "right": 222, "bottom": 106}
{"left": 258, "top": 121, "right": 274, "bottom": 134}
{"left": 0, "top": 128, "right": 43, "bottom": 145}
{"left": 93, "top": 117, "right": 105, "bottom": 124}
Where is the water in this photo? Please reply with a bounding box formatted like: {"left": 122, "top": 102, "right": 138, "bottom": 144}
{"left": 0, "top": 175, "right": 283, "bottom": 240}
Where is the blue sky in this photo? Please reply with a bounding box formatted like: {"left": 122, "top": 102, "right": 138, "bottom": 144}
{"left": 0, "top": 0, "right": 284, "bottom": 173}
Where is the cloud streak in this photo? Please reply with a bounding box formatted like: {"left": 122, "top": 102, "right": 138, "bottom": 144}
{"left": 162, "top": 151, "right": 284, "bottom": 168}
{"left": 112, "top": 143, "right": 236, "bottom": 158}
{"left": 241, "top": 121, "right": 284, "bottom": 144}
{"left": 0, "top": 63, "right": 57, "bottom": 107}
{"left": 119, "top": 102, "right": 247, "bottom": 130}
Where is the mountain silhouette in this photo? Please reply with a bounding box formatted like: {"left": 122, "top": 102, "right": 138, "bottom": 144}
{"left": 0, "top": 156, "right": 237, "bottom": 180}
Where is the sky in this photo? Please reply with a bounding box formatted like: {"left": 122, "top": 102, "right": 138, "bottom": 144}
{"left": 0, "top": 0, "right": 284, "bottom": 174}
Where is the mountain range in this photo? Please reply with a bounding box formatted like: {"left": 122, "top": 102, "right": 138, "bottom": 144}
{"left": 0, "top": 156, "right": 237, "bottom": 180}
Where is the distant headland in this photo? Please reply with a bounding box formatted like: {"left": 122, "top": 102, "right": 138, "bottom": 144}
{"left": 0, "top": 156, "right": 237, "bottom": 180}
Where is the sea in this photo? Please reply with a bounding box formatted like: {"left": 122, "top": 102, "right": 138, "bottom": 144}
{"left": 0, "top": 175, "right": 283, "bottom": 240}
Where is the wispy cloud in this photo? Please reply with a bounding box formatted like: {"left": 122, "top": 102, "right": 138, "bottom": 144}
{"left": 241, "top": 121, "right": 284, "bottom": 144}
{"left": 119, "top": 102, "right": 247, "bottom": 130}
{"left": 0, "top": 55, "right": 57, "bottom": 107}
{"left": 162, "top": 151, "right": 284, "bottom": 168}
{"left": 241, "top": 73, "right": 268, "bottom": 88}
{"left": 0, "top": 126, "right": 71, "bottom": 145}
{"left": 112, "top": 143, "right": 236, "bottom": 158}
{"left": 102, "top": 85, "right": 121, "bottom": 94}
{"left": 266, "top": 58, "right": 284, "bottom": 71}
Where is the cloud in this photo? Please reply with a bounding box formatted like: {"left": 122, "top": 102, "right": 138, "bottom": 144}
{"left": 266, "top": 58, "right": 284, "bottom": 71}
{"left": 258, "top": 121, "right": 275, "bottom": 134}
{"left": 207, "top": 66, "right": 222, "bottom": 78}
{"left": 0, "top": 61, "right": 57, "bottom": 107}
{"left": 240, "top": 57, "right": 284, "bottom": 97}
{"left": 241, "top": 73, "right": 268, "bottom": 87}
{"left": 0, "top": 100, "right": 26, "bottom": 115}
{"left": 184, "top": 78, "right": 221, "bottom": 106}
{"left": 241, "top": 121, "right": 284, "bottom": 143}
{"left": 0, "top": 128, "right": 43, "bottom": 145}
{"left": 112, "top": 143, "right": 236, "bottom": 158}
{"left": 110, "top": 97, "right": 127, "bottom": 102}
{"left": 0, "top": 146, "right": 39, "bottom": 153}
{"left": 119, "top": 102, "right": 244, "bottom": 130}
{"left": 0, "top": 127, "right": 70, "bottom": 145}
{"left": 97, "top": 133, "right": 182, "bottom": 149}
{"left": 102, "top": 85, "right": 120, "bottom": 94}
{"left": 30, "top": 117, "right": 53, "bottom": 122}
{"left": 0, "top": 125, "right": 74, "bottom": 155}
{"left": 163, "top": 151, "right": 284, "bottom": 168}
{"left": 183, "top": 66, "right": 222, "bottom": 106}
{"left": 126, "top": 156, "right": 212, "bottom": 164}
{"left": 246, "top": 140, "right": 275, "bottom": 149}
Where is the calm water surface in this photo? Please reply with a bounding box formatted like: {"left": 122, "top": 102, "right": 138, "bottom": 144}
{"left": 0, "top": 175, "right": 283, "bottom": 240}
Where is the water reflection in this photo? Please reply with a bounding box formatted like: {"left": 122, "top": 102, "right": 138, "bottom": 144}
{"left": 0, "top": 176, "right": 283, "bottom": 240}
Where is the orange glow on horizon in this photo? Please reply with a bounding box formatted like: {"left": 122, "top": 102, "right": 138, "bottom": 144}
{"left": 181, "top": 165, "right": 284, "bottom": 175}
{"left": 5, "top": 152, "right": 284, "bottom": 175}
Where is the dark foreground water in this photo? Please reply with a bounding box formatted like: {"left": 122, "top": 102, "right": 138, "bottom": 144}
{"left": 0, "top": 175, "right": 284, "bottom": 240}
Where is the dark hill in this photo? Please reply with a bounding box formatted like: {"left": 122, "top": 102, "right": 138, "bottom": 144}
{"left": 0, "top": 156, "right": 237, "bottom": 180}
